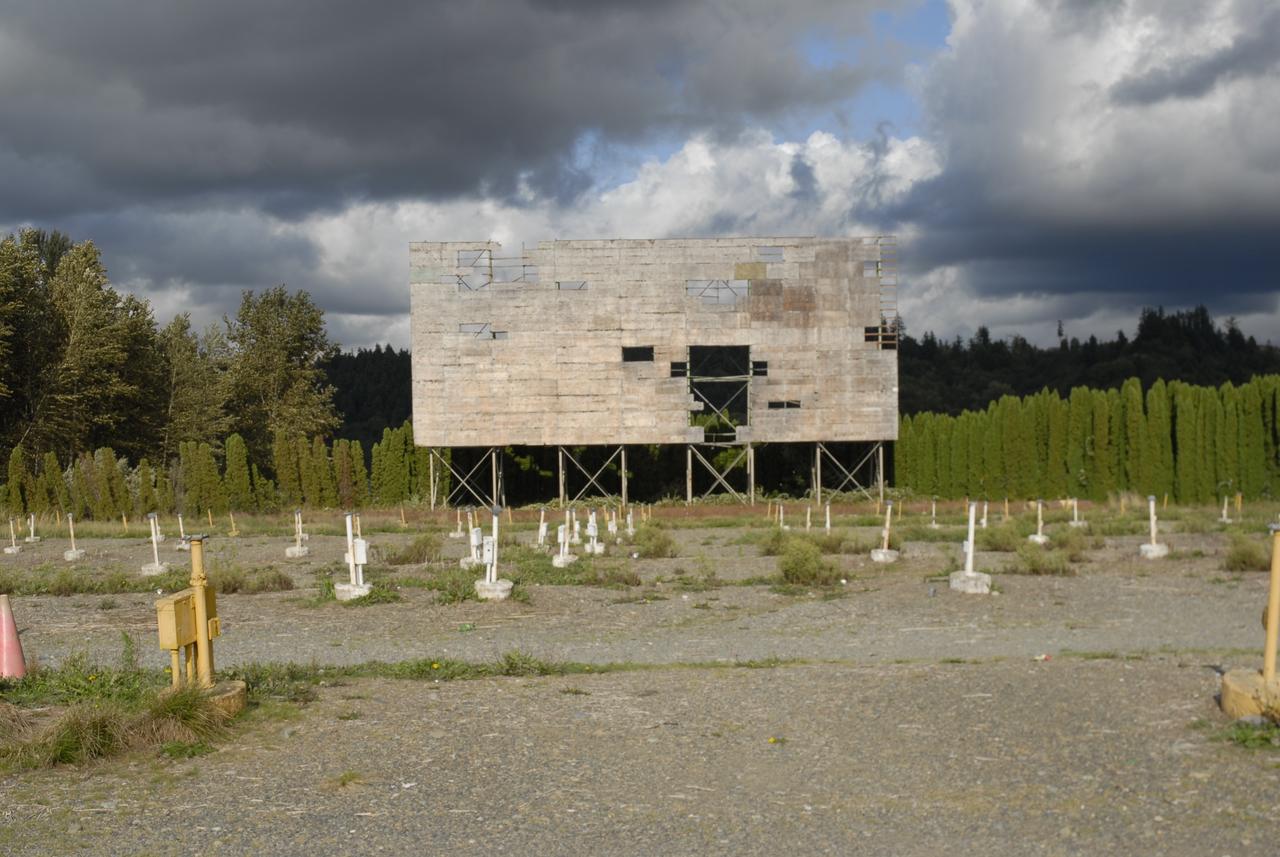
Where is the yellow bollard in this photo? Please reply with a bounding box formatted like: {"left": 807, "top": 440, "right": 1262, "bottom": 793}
{"left": 1236, "top": 492, "right": 1243, "bottom": 516}
{"left": 1162, "top": 493, "right": 1168, "bottom": 510}
{"left": 1221, "top": 528, "right": 1280, "bottom": 718}
{"left": 228, "top": 511, "right": 239, "bottom": 537}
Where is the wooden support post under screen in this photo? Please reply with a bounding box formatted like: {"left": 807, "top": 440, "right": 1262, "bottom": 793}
{"left": 747, "top": 444, "right": 755, "bottom": 505}
{"left": 620, "top": 446, "right": 628, "bottom": 509}
{"left": 815, "top": 443, "right": 823, "bottom": 506}
{"left": 558, "top": 447, "right": 566, "bottom": 507}
{"left": 686, "top": 445, "right": 693, "bottom": 506}
{"left": 878, "top": 443, "right": 885, "bottom": 505}
{"left": 429, "top": 451, "right": 436, "bottom": 510}
{"left": 491, "top": 449, "right": 499, "bottom": 511}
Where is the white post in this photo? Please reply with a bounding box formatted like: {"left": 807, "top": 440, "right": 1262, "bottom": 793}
{"left": 68, "top": 514, "right": 77, "bottom": 552}
{"left": 1037, "top": 501, "right": 1044, "bottom": 538}
{"left": 882, "top": 503, "right": 892, "bottom": 551}
{"left": 1149, "top": 496, "right": 1158, "bottom": 546}
{"left": 28, "top": 513, "right": 35, "bottom": 541}
{"left": 150, "top": 515, "right": 160, "bottom": 567}
{"left": 489, "top": 507, "right": 500, "bottom": 585}
{"left": 1072, "top": 498, "right": 1079, "bottom": 524}
{"left": 930, "top": 499, "right": 938, "bottom": 529}
{"left": 981, "top": 501, "right": 988, "bottom": 529}
{"left": 806, "top": 507, "right": 811, "bottom": 532}
{"left": 5, "top": 518, "right": 18, "bottom": 554}
{"left": 178, "top": 514, "right": 186, "bottom": 539}
{"left": 626, "top": 509, "right": 635, "bottom": 537}
{"left": 537, "top": 507, "right": 547, "bottom": 547}
{"left": 1221, "top": 496, "right": 1230, "bottom": 523}
{"left": 825, "top": 503, "right": 831, "bottom": 533}
{"left": 345, "top": 513, "right": 357, "bottom": 585}
{"left": 965, "top": 502, "right": 977, "bottom": 574}
{"left": 949, "top": 502, "right": 990, "bottom": 594}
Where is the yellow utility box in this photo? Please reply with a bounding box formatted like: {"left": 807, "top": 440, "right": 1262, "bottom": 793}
{"left": 156, "top": 587, "right": 219, "bottom": 651}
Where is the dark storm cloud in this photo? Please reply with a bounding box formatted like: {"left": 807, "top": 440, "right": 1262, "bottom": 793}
{"left": 0, "top": 0, "right": 893, "bottom": 222}
{"left": 1111, "top": 6, "right": 1280, "bottom": 105}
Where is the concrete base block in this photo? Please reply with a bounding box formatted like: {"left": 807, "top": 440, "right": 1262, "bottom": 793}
{"left": 335, "top": 582, "right": 372, "bottom": 601}
{"left": 586, "top": 543, "right": 605, "bottom": 555}
{"left": 552, "top": 554, "right": 578, "bottom": 568}
{"left": 928, "top": 523, "right": 940, "bottom": 530}
{"left": 1027, "top": 534, "right": 1049, "bottom": 546}
{"left": 1068, "top": 520, "right": 1088, "bottom": 528}
{"left": 63, "top": 549, "right": 85, "bottom": 561}
{"left": 459, "top": 556, "right": 481, "bottom": 569}
{"left": 155, "top": 534, "right": 165, "bottom": 543}
{"left": 1220, "top": 668, "right": 1280, "bottom": 719}
{"left": 141, "top": 562, "right": 169, "bottom": 576}
{"left": 3, "top": 546, "right": 20, "bottom": 555}
{"left": 474, "top": 579, "right": 514, "bottom": 601}
{"left": 208, "top": 680, "right": 248, "bottom": 717}
{"left": 285, "top": 545, "right": 310, "bottom": 558}
{"left": 949, "top": 570, "right": 992, "bottom": 594}
{"left": 1220, "top": 517, "right": 1232, "bottom": 525}
{"left": 23, "top": 536, "right": 41, "bottom": 543}
{"left": 174, "top": 540, "right": 190, "bottom": 551}
{"left": 1139, "top": 543, "right": 1169, "bottom": 559}
{"left": 870, "top": 548, "right": 899, "bottom": 564}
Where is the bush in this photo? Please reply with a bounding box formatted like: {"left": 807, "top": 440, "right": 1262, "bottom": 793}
{"left": 386, "top": 533, "right": 443, "bottom": 566}
{"left": 976, "top": 526, "right": 1021, "bottom": 553}
{"left": 758, "top": 528, "right": 789, "bottom": 556}
{"left": 1010, "top": 544, "right": 1074, "bottom": 576}
{"left": 632, "top": 526, "right": 677, "bottom": 559}
{"left": 1224, "top": 536, "right": 1271, "bottom": 572}
{"left": 1050, "top": 528, "right": 1093, "bottom": 563}
{"left": 777, "top": 539, "right": 839, "bottom": 586}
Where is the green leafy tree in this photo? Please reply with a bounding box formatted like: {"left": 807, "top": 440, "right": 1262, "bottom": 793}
{"left": 159, "top": 314, "right": 231, "bottom": 464}
{"left": 1145, "top": 380, "right": 1174, "bottom": 499}
{"left": 5, "top": 447, "right": 30, "bottom": 514}
{"left": 224, "top": 287, "right": 339, "bottom": 465}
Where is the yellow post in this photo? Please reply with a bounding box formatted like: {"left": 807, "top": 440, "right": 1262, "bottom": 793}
{"left": 1236, "top": 492, "right": 1243, "bottom": 516}
{"left": 1263, "top": 530, "right": 1280, "bottom": 684}
{"left": 122, "top": 513, "right": 128, "bottom": 533}
{"left": 228, "top": 511, "right": 239, "bottom": 537}
{"left": 1162, "top": 493, "right": 1168, "bottom": 510}
{"left": 189, "top": 537, "right": 214, "bottom": 688}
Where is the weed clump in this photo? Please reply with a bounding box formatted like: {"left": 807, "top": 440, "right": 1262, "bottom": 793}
{"left": 777, "top": 539, "right": 839, "bottom": 586}
{"left": 976, "top": 526, "right": 1022, "bottom": 553}
{"left": 1224, "top": 536, "right": 1271, "bottom": 572}
{"left": 631, "top": 525, "right": 677, "bottom": 559}
{"left": 386, "top": 533, "right": 443, "bottom": 566}
{"left": 1010, "top": 544, "right": 1074, "bottom": 576}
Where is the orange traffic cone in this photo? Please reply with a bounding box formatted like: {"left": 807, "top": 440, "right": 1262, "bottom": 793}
{"left": 0, "top": 593, "right": 26, "bottom": 679}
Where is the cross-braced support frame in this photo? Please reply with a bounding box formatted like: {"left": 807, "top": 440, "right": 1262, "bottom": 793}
{"left": 557, "top": 446, "right": 628, "bottom": 507}
{"left": 430, "top": 447, "right": 503, "bottom": 509}
{"left": 685, "top": 443, "right": 755, "bottom": 505}
{"left": 812, "top": 441, "right": 885, "bottom": 504}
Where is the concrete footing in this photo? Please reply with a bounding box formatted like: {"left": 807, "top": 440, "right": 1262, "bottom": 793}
{"left": 3, "top": 546, "right": 20, "bottom": 555}
{"left": 63, "top": 549, "right": 85, "bottom": 561}
{"left": 1027, "top": 534, "right": 1049, "bottom": 546}
{"left": 586, "top": 543, "right": 605, "bottom": 555}
{"left": 1139, "top": 543, "right": 1169, "bottom": 559}
{"left": 870, "top": 548, "right": 899, "bottom": 564}
{"left": 1068, "top": 520, "right": 1088, "bottom": 528}
{"left": 1220, "top": 669, "right": 1280, "bottom": 719}
{"left": 23, "top": 536, "right": 41, "bottom": 543}
{"left": 141, "top": 562, "right": 169, "bottom": 576}
{"left": 459, "top": 556, "right": 481, "bottom": 569}
{"left": 175, "top": 540, "right": 190, "bottom": 552}
{"left": 208, "top": 680, "right": 248, "bottom": 717}
{"left": 285, "top": 545, "right": 310, "bottom": 558}
{"left": 552, "top": 554, "right": 578, "bottom": 568}
{"left": 335, "top": 582, "right": 372, "bottom": 602}
{"left": 474, "top": 579, "right": 514, "bottom": 601}
{"left": 949, "top": 570, "right": 992, "bottom": 594}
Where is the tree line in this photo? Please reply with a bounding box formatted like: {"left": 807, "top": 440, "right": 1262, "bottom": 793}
{"left": 3, "top": 422, "right": 447, "bottom": 519}
{"left": 895, "top": 376, "right": 1280, "bottom": 502}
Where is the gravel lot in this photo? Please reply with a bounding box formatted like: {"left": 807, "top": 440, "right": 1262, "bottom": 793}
{"left": 1, "top": 509, "right": 1278, "bottom": 854}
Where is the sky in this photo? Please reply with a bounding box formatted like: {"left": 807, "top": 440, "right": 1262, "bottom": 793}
{"left": 1, "top": 0, "right": 1277, "bottom": 350}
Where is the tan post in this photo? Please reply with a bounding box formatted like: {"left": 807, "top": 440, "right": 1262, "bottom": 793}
{"left": 882, "top": 503, "right": 892, "bottom": 551}
{"left": 122, "top": 513, "right": 128, "bottom": 533}
{"left": 1263, "top": 529, "right": 1280, "bottom": 683}
{"left": 228, "top": 511, "right": 239, "bottom": 537}
{"left": 1236, "top": 492, "right": 1243, "bottom": 516}
{"left": 189, "top": 537, "right": 214, "bottom": 688}
{"left": 207, "top": 508, "right": 214, "bottom": 528}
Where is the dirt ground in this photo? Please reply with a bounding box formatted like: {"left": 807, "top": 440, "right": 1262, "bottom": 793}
{"left": 2, "top": 506, "right": 1279, "bottom": 855}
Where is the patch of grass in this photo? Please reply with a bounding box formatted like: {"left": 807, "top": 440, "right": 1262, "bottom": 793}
{"left": 343, "top": 581, "right": 403, "bottom": 606}
{"left": 631, "top": 525, "right": 677, "bottom": 559}
{"left": 1224, "top": 536, "right": 1271, "bottom": 572}
{"left": 610, "top": 592, "right": 668, "bottom": 604}
{"left": 778, "top": 539, "right": 839, "bottom": 586}
{"left": 1050, "top": 527, "right": 1092, "bottom": 563}
{"left": 336, "top": 710, "right": 362, "bottom": 721}
{"left": 327, "top": 770, "right": 364, "bottom": 788}
{"left": 1216, "top": 720, "right": 1280, "bottom": 749}
{"left": 1009, "top": 544, "right": 1075, "bottom": 576}
{"left": 758, "top": 527, "right": 789, "bottom": 556}
{"left": 0, "top": 566, "right": 189, "bottom": 597}
{"left": 96, "top": 598, "right": 118, "bottom": 611}
{"left": 559, "top": 687, "right": 590, "bottom": 696}
{"left": 899, "top": 525, "right": 963, "bottom": 543}
{"left": 160, "top": 740, "right": 214, "bottom": 759}
{"left": 211, "top": 566, "right": 295, "bottom": 594}
{"left": 385, "top": 533, "right": 443, "bottom": 566}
